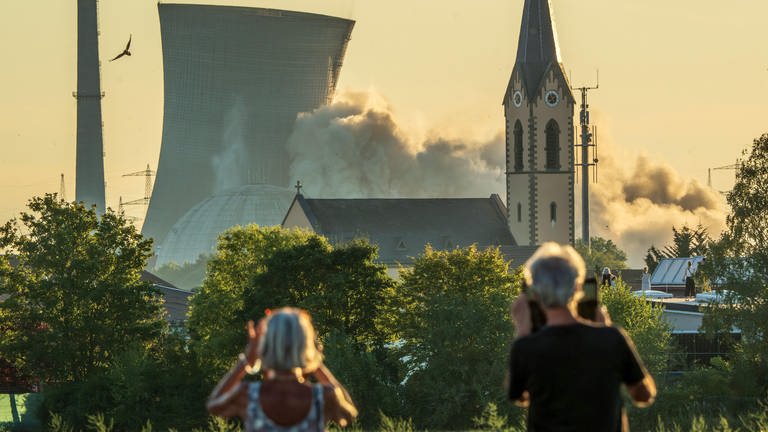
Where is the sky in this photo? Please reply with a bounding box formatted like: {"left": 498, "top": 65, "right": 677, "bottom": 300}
{"left": 1, "top": 0, "right": 766, "bottom": 264}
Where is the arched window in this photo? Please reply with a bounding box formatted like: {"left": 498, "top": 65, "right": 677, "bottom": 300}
{"left": 550, "top": 202, "right": 557, "bottom": 224}
{"left": 545, "top": 119, "right": 560, "bottom": 170}
{"left": 514, "top": 120, "right": 524, "bottom": 171}
{"left": 517, "top": 202, "right": 522, "bottom": 223}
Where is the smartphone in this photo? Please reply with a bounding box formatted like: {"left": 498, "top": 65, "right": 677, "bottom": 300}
{"left": 524, "top": 280, "right": 547, "bottom": 332}
{"left": 577, "top": 277, "right": 599, "bottom": 320}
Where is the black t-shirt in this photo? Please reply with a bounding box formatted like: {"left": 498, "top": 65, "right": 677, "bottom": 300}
{"left": 508, "top": 323, "right": 646, "bottom": 432}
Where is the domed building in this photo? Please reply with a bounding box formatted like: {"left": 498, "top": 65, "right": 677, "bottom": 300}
{"left": 155, "top": 184, "right": 295, "bottom": 267}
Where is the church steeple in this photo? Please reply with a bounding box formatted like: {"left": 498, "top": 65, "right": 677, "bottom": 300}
{"left": 509, "top": 0, "right": 570, "bottom": 100}
{"left": 503, "top": 0, "right": 575, "bottom": 247}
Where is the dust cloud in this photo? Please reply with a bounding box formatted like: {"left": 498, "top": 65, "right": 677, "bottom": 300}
{"left": 286, "top": 91, "right": 505, "bottom": 198}
{"left": 287, "top": 91, "right": 727, "bottom": 265}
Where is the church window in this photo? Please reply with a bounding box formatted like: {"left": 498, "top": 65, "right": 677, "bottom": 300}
{"left": 545, "top": 120, "right": 560, "bottom": 170}
{"left": 517, "top": 202, "right": 522, "bottom": 223}
{"left": 550, "top": 202, "right": 557, "bottom": 224}
{"left": 514, "top": 121, "right": 524, "bottom": 171}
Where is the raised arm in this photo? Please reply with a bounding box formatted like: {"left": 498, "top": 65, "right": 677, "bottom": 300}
{"left": 313, "top": 364, "right": 358, "bottom": 427}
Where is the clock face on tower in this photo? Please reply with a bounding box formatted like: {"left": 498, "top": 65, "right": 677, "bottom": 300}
{"left": 545, "top": 90, "right": 559, "bottom": 107}
{"left": 512, "top": 91, "right": 523, "bottom": 107}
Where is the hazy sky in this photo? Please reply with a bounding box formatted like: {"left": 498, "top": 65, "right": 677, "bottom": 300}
{"left": 1, "top": 0, "right": 766, "bottom": 232}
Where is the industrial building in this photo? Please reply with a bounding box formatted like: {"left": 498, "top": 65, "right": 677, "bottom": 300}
{"left": 142, "top": 4, "right": 355, "bottom": 257}
{"left": 74, "top": 0, "right": 106, "bottom": 213}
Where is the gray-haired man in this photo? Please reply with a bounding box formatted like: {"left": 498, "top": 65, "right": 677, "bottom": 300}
{"left": 508, "top": 242, "right": 656, "bottom": 431}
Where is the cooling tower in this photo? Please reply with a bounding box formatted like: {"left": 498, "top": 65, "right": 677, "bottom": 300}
{"left": 74, "top": 0, "right": 106, "bottom": 213}
{"left": 142, "top": 4, "right": 354, "bottom": 245}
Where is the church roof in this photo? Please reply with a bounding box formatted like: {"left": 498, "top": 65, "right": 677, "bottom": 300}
{"left": 510, "top": 0, "right": 568, "bottom": 99}
{"left": 288, "top": 194, "right": 519, "bottom": 265}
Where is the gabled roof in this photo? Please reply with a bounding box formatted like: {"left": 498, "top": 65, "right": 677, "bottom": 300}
{"left": 651, "top": 257, "right": 705, "bottom": 286}
{"left": 289, "top": 194, "right": 517, "bottom": 264}
{"left": 506, "top": 0, "right": 572, "bottom": 101}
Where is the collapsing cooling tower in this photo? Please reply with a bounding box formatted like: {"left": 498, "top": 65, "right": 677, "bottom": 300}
{"left": 143, "top": 4, "right": 354, "bottom": 245}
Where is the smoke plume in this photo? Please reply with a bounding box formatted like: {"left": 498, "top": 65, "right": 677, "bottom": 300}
{"left": 583, "top": 135, "right": 727, "bottom": 266}
{"left": 287, "top": 91, "right": 726, "bottom": 265}
{"left": 212, "top": 99, "right": 248, "bottom": 192}
{"left": 287, "top": 91, "right": 505, "bottom": 198}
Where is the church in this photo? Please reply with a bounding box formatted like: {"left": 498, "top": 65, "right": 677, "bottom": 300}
{"left": 281, "top": 0, "right": 576, "bottom": 271}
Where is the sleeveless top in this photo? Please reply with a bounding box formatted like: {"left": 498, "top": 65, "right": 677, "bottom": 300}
{"left": 246, "top": 381, "right": 325, "bottom": 432}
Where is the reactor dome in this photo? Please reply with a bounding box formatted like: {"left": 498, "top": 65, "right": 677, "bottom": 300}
{"left": 155, "top": 184, "right": 295, "bottom": 267}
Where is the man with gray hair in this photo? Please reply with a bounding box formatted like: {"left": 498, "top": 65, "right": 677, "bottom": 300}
{"left": 508, "top": 242, "right": 656, "bottom": 431}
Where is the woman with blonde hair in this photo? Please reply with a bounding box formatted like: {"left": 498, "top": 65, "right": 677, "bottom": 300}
{"left": 207, "top": 308, "right": 358, "bottom": 431}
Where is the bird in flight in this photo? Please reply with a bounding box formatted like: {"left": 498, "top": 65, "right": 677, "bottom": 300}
{"left": 110, "top": 34, "right": 132, "bottom": 62}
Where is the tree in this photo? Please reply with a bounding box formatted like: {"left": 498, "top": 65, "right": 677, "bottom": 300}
{"left": 187, "top": 226, "right": 400, "bottom": 427}
{"left": 699, "top": 133, "right": 768, "bottom": 397}
{"left": 187, "top": 225, "right": 315, "bottom": 379}
{"left": 0, "top": 195, "right": 166, "bottom": 384}
{"left": 396, "top": 245, "right": 519, "bottom": 429}
{"left": 574, "top": 237, "right": 628, "bottom": 277}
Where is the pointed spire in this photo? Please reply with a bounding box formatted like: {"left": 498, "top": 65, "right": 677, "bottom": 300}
{"left": 514, "top": 0, "right": 563, "bottom": 98}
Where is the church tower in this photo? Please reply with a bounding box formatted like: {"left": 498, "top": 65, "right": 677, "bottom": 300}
{"left": 504, "top": 0, "right": 574, "bottom": 246}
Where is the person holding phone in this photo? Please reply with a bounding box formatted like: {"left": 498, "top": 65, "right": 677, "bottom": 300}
{"left": 507, "top": 243, "right": 656, "bottom": 431}
{"left": 207, "top": 307, "right": 358, "bottom": 431}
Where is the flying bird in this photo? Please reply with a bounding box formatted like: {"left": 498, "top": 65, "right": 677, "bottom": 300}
{"left": 110, "top": 34, "right": 132, "bottom": 62}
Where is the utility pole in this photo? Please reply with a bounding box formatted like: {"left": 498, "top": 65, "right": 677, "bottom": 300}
{"left": 575, "top": 72, "right": 599, "bottom": 247}
{"left": 122, "top": 164, "right": 156, "bottom": 209}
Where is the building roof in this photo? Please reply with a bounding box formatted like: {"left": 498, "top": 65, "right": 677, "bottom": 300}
{"left": 156, "top": 184, "right": 295, "bottom": 267}
{"left": 141, "top": 270, "right": 190, "bottom": 323}
{"left": 512, "top": 0, "right": 569, "bottom": 98}
{"left": 651, "top": 256, "right": 705, "bottom": 286}
{"left": 286, "top": 194, "right": 518, "bottom": 264}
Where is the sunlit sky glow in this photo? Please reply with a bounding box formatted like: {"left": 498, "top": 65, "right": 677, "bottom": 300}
{"left": 1, "top": 1, "right": 766, "bottom": 242}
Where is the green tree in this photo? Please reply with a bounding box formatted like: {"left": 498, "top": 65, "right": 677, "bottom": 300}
{"left": 574, "top": 237, "right": 628, "bottom": 278}
{"left": 187, "top": 227, "right": 400, "bottom": 427}
{"left": 187, "top": 225, "right": 314, "bottom": 378}
{"left": 0, "top": 195, "right": 166, "bottom": 384}
{"left": 397, "top": 245, "right": 519, "bottom": 429}
{"left": 700, "top": 133, "right": 768, "bottom": 397}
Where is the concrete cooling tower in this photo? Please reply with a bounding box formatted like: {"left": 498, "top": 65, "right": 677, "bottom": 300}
{"left": 143, "top": 4, "right": 355, "bottom": 247}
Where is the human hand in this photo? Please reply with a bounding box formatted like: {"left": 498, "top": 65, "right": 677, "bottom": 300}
{"left": 510, "top": 294, "right": 533, "bottom": 338}
{"left": 245, "top": 318, "right": 267, "bottom": 364}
